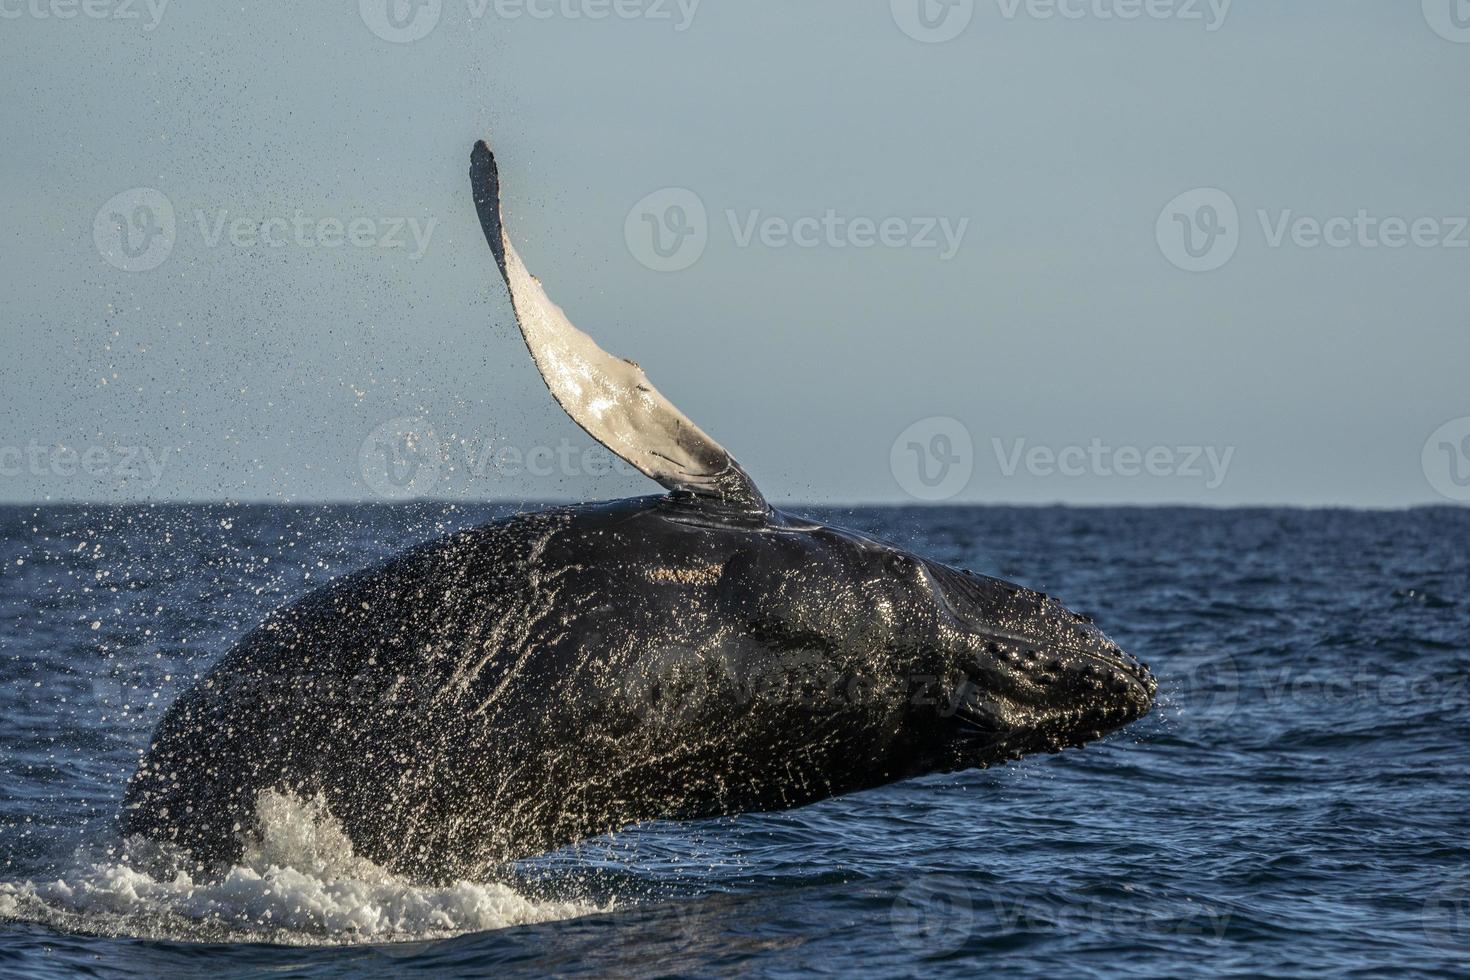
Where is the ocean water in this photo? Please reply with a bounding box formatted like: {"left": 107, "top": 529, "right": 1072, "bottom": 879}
{"left": 0, "top": 502, "right": 1467, "bottom": 978}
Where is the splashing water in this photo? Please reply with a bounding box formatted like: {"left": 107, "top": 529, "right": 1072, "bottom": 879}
{"left": 0, "top": 790, "right": 605, "bottom": 947}
{"left": 4, "top": 505, "right": 1469, "bottom": 975}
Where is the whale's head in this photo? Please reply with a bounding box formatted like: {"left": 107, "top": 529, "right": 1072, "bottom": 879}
{"left": 913, "top": 559, "right": 1156, "bottom": 770}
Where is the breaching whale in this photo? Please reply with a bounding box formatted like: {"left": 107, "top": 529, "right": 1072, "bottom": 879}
{"left": 120, "top": 140, "right": 1156, "bottom": 883}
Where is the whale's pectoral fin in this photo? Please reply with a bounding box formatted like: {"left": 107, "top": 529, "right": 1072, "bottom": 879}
{"left": 471, "top": 140, "right": 767, "bottom": 512}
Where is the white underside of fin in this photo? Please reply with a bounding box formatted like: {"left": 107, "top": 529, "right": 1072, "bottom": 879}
{"left": 472, "top": 140, "right": 765, "bottom": 510}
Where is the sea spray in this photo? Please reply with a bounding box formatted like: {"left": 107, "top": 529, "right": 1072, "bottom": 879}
{"left": 0, "top": 790, "right": 603, "bottom": 945}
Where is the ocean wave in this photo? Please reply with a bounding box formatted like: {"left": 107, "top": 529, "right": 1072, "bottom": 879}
{"left": 0, "top": 790, "right": 605, "bottom": 947}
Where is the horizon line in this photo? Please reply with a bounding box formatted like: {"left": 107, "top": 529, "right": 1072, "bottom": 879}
{"left": 0, "top": 496, "right": 1463, "bottom": 513}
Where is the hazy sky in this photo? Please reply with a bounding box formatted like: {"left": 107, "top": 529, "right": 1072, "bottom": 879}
{"left": 1, "top": 0, "right": 1467, "bottom": 507}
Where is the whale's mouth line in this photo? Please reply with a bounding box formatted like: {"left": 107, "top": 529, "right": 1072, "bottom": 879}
{"left": 943, "top": 705, "right": 1143, "bottom": 769}
{"left": 964, "top": 644, "right": 1157, "bottom": 700}
{"left": 954, "top": 694, "right": 1140, "bottom": 741}
{"left": 946, "top": 645, "right": 1156, "bottom": 769}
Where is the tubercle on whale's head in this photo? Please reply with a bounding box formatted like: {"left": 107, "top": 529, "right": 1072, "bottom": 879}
{"left": 914, "top": 559, "right": 1157, "bottom": 766}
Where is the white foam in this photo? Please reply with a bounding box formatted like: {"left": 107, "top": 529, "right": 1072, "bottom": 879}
{"left": 0, "top": 790, "right": 605, "bottom": 947}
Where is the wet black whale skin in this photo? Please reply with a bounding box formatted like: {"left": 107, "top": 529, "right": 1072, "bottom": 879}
{"left": 121, "top": 495, "right": 1154, "bottom": 882}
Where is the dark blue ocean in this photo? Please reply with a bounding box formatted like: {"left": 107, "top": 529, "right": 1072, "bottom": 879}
{"left": 1, "top": 503, "right": 1467, "bottom": 978}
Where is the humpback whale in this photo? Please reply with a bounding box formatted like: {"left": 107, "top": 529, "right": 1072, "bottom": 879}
{"left": 120, "top": 140, "right": 1156, "bottom": 883}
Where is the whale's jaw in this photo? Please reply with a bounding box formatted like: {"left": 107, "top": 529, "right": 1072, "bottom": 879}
{"left": 920, "top": 560, "right": 1157, "bottom": 770}
{"left": 945, "top": 653, "right": 1156, "bottom": 769}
